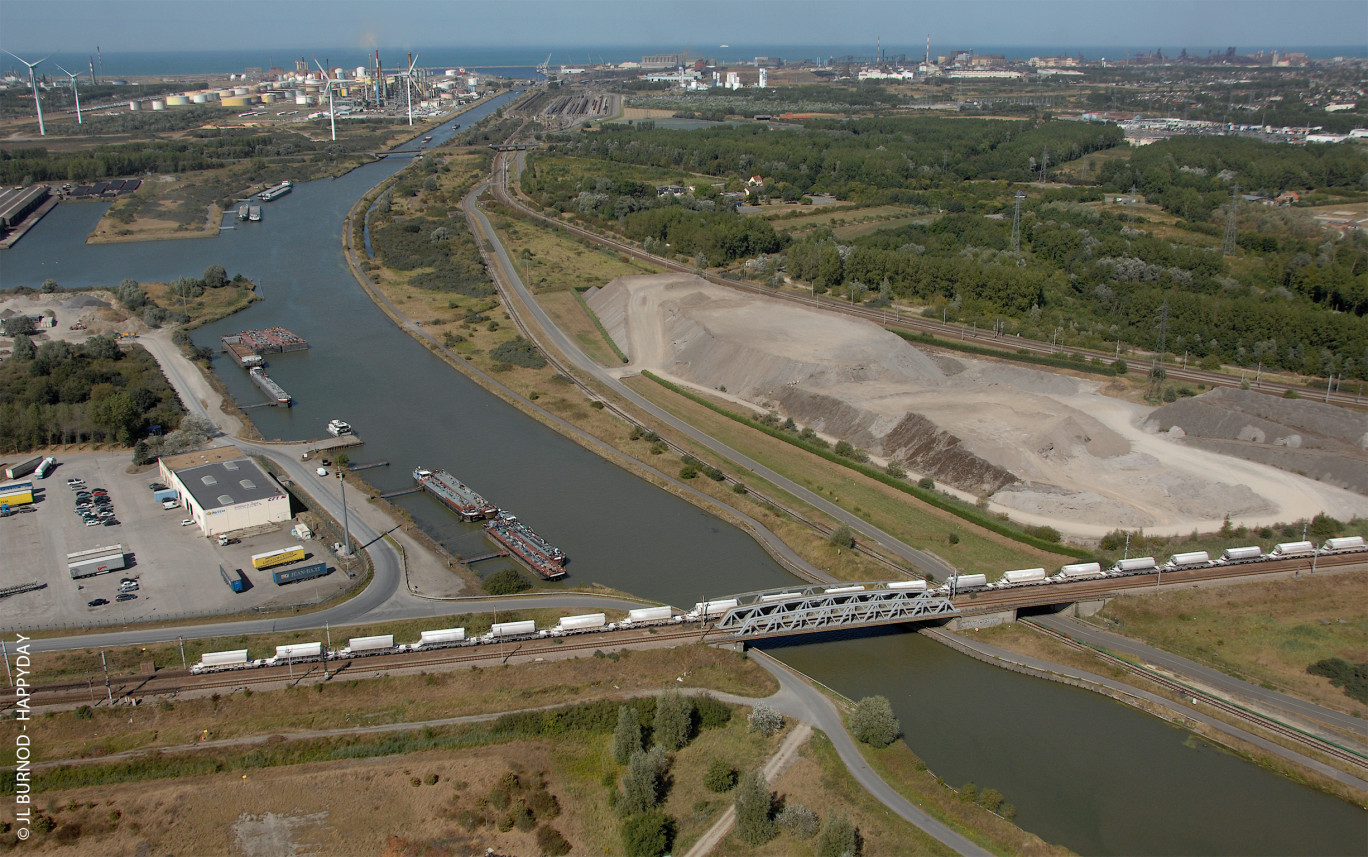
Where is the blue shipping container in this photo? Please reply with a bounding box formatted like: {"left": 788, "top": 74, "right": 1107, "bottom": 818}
{"left": 272, "top": 561, "right": 328, "bottom": 585}
{"left": 153, "top": 488, "right": 179, "bottom": 503}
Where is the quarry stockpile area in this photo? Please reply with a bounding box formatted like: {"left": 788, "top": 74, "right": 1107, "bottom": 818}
{"left": 588, "top": 274, "right": 1368, "bottom": 539}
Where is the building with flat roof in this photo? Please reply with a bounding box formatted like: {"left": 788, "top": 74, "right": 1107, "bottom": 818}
{"left": 158, "top": 448, "right": 289, "bottom": 536}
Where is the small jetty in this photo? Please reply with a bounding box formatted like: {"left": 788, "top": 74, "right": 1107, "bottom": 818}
{"left": 248, "top": 366, "right": 292, "bottom": 406}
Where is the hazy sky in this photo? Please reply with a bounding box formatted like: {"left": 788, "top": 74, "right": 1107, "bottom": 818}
{"left": 3, "top": 0, "right": 1364, "bottom": 54}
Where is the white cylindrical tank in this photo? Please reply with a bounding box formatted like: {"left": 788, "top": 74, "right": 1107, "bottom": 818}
{"left": 1001, "top": 568, "right": 1046, "bottom": 584}
{"left": 1323, "top": 536, "right": 1365, "bottom": 551}
{"left": 355, "top": 66, "right": 368, "bottom": 80}
{"left": 628, "top": 606, "right": 674, "bottom": 622}
{"left": 445, "top": 69, "right": 458, "bottom": 77}
{"left": 556, "top": 613, "right": 606, "bottom": 631}
{"left": 1221, "top": 546, "right": 1263, "bottom": 562}
{"left": 1059, "top": 562, "right": 1103, "bottom": 578}
{"left": 260, "top": 92, "right": 277, "bottom": 103}
{"left": 950, "top": 573, "right": 988, "bottom": 590}
{"left": 758, "top": 591, "right": 801, "bottom": 602}
{"left": 217, "top": 89, "right": 236, "bottom": 99}
{"left": 824, "top": 585, "right": 866, "bottom": 595}
{"left": 1115, "top": 556, "right": 1157, "bottom": 572}
{"left": 345, "top": 634, "right": 394, "bottom": 654}
{"left": 150, "top": 100, "right": 165, "bottom": 110}
{"left": 418, "top": 628, "right": 465, "bottom": 645}
{"left": 191, "top": 94, "right": 209, "bottom": 104}
{"left": 129, "top": 100, "right": 142, "bottom": 111}
{"left": 296, "top": 95, "right": 312, "bottom": 106}
{"left": 887, "top": 580, "right": 928, "bottom": 591}
{"left": 1271, "top": 541, "right": 1315, "bottom": 556}
{"left": 490, "top": 620, "right": 536, "bottom": 637}
{"left": 233, "top": 86, "right": 249, "bottom": 96}
{"left": 1166, "top": 551, "right": 1210, "bottom": 568}
{"left": 165, "top": 95, "right": 190, "bottom": 106}
{"left": 275, "top": 642, "right": 322, "bottom": 659}
{"left": 200, "top": 650, "right": 248, "bottom": 667}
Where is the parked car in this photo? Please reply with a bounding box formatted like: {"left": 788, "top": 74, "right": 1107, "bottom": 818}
{"left": 84, "top": 517, "right": 102, "bottom": 526}
{"left": 162, "top": 500, "right": 180, "bottom": 510}
{"left": 147, "top": 482, "right": 168, "bottom": 491}
{"left": 119, "top": 581, "right": 138, "bottom": 592}
{"left": 180, "top": 519, "right": 195, "bottom": 527}
{"left": 67, "top": 478, "right": 84, "bottom": 487}
{"left": 87, "top": 598, "right": 109, "bottom": 607}
{"left": 115, "top": 593, "right": 137, "bottom": 602}
{"left": 97, "top": 510, "right": 115, "bottom": 519}
{"left": 103, "top": 519, "right": 120, "bottom": 527}
{"left": 91, "top": 489, "right": 108, "bottom": 497}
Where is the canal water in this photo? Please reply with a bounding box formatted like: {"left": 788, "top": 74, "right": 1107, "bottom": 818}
{"left": 4, "top": 96, "right": 1362, "bottom": 855}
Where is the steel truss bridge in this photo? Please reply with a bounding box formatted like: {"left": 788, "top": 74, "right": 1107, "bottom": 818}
{"left": 706, "top": 582, "right": 958, "bottom": 639}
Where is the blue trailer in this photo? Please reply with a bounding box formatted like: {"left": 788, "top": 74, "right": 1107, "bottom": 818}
{"left": 219, "top": 564, "right": 246, "bottom": 593}
{"left": 272, "top": 561, "right": 328, "bottom": 585}
{"left": 153, "top": 488, "right": 179, "bottom": 503}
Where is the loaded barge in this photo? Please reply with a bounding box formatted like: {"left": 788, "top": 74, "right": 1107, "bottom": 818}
{"left": 485, "top": 512, "right": 567, "bottom": 580}
{"left": 412, "top": 467, "right": 497, "bottom": 521}
{"left": 249, "top": 366, "right": 292, "bottom": 406}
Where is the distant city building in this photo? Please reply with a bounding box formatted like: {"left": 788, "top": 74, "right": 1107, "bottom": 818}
{"left": 641, "top": 54, "right": 680, "bottom": 70}
{"left": 757, "top": 68, "right": 767, "bottom": 88}
{"left": 754, "top": 57, "right": 783, "bottom": 68}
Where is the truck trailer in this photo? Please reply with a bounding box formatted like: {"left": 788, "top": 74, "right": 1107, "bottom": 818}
{"left": 67, "top": 544, "right": 127, "bottom": 579}
{"left": 272, "top": 561, "right": 327, "bottom": 585}
{"left": 3, "top": 457, "right": 43, "bottom": 480}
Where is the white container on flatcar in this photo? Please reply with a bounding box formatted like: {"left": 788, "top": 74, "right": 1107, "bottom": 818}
{"left": 1271, "top": 541, "right": 1315, "bottom": 557}
{"left": 759, "top": 591, "right": 802, "bottom": 602}
{"left": 1165, "top": 551, "right": 1210, "bottom": 569}
{"left": 490, "top": 620, "right": 537, "bottom": 638}
{"left": 274, "top": 642, "right": 322, "bottom": 660}
{"left": 1220, "top": 546, "right": 1263, "bottom": 562}
{"left": 193, "top": 650, "right": 248, "bottom": 673}
{"left": 1000, "top": 568, "right": 1046, "bottom": 585}
{"left": 1322, "top": 536, "right": 1366, "bottom": 552}
{"left": 411, "top": 628, "right": 466, "bottom": 650}
{"left": 823, "top": 585, "right": 866, "bottom": 595}
{"left": 949, "top": 573, "right": 988, "bottom": 590}
{"left": 1058, "top": 562, "right": 1103, "bottom": 578}
{"left": 886, "top": 580, "right": 928, "bottom": 591}
{"left": 627, "top": 606, "right": 674, "bottom": 623}
{"left": 1115, "top": 556, "right": 1156, "bottom": 573}
{"left": 688, "top": 600, "right": 738, "bottom": 619}
{"left": 556, "top": 613, "right": 606, "bottom": 632}
{"left": 343, "top": 634, "right": 394, "bottom": 656}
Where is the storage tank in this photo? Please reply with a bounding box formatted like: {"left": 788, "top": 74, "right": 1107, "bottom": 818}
{"left": 1165, "top": 551, "right": 1210, "bottom": 568}
{"left": 1220, "top": 546, "right": 1263, "bottom": 562}
{"left": 274, "top": 642, "right": 322, "bottom": 659}
{"left": 217, "top": 89, "right": 236, "bottom": 99}
{"left": 628, "top": 606, "right": 674, "bottom": 623}
{"left": 221, "top": 96, "right": 249, "bottom": 107}
{"left": 418, "top": 627, "right": 465, "bottom": 646}
{"left": 949, "top": 573, "right": 988, "bottom": 590}
{"left": 887, "top": 580, "right": 928, "bottom": 591}
{"left": 150, "top": 100, "right": 166, "bottom": 110}
{"left": 191, "top": 93, "right": 209, "bottom": 104}
{"left": 758, "top": 591, "right": 802, "bottom": 602}
{"left": 490, "top": 620, "right": 537, "bottom": 638}
{"left": 1115, "top": 556, "right": 1157, "bottom": 572}
{"left": 1000, "top": 567, "right": 1046, "bottom": 584}
{"left": 1271, "top": 541, "right": 1315, "bottom": 556}
{"left": 233, "top": 86, "right": 249, "bottom": 96}
{"left": 260, "top": 92, "right": 277, "bottom": 103}
{"left": 1323, "top": 536, "right": 1366, "bottom": 551}
{"left": 129, "top": 100, "right": 142, "bottom": 111}
{"left": 1058, "top": 562, "right": 1103, "bottom": 578}
{"left": 165, "top": 95, "right": 189, "bottom": 106}
{"left": 200, "top": 650, "right": 248, "bottom": 667}
{"left": 295, "top": 94, "right": 313, "bottom": 106}
{"left": 344, "top": 634, "right": 394, "bottom": 654}
{"left": 555, "top": 613, "right": 606, "bottom": 632}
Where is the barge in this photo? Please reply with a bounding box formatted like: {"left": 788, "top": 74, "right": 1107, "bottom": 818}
{"left": 258, "top": 180, "right": 293, "bottom": 202}
{"left": 248, "top": 366, "right": 293, "bottom": 406}
{"left": 484, "top": 512, "right": 567, "bottom": 580}
{"left": 412, "top": 467, "right": 497, "bottom": 521}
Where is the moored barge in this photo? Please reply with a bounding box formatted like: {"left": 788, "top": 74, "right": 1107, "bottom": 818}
{"left": 484, "top": 512, "right": 567, "bottom": 580}
{"left": 412, "top": 467, "right": 498, "bottom": 521}
{"left": 248, "top": 366, "right": 292, "bottom": 406}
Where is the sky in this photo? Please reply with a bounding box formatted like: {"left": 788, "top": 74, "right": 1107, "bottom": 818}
{"left": 2, "top": 0, "right": 1365, "bottom": 55}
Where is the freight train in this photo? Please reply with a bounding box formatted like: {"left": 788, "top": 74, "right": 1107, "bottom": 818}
{"left": 189, "top": 536, "right": 1366, "bottom": 674}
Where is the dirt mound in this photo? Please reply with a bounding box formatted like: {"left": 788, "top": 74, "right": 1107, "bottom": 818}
{"left": 591, "top": 274, "right": 1368, "bottom": 535}
{"left": 1146, "top": 387, "right": 1368, "bottom": 494}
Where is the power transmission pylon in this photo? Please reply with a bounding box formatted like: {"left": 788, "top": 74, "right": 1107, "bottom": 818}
{"left": 1222, "top": 185, "right": 1239, "bottom": 255}
{"left": 1011, "top": 191, "right": 1025, "bottom": 254}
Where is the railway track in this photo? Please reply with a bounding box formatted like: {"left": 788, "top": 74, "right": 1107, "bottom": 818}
{"left": 490, "top": 149, "right": 1363, "bottom": 410}
{"left": 1021, "top": 618, "right": 1368, "bottom": 774}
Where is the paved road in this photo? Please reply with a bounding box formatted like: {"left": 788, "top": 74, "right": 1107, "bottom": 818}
{"left": 926, "top": 628, "right": 1368, "bottom": 793}
{"left": 1032, "top": 613, "right": 1368, "bottom": 743}
{"left": 473, "top": 156, "right": 957, "bottom": 581}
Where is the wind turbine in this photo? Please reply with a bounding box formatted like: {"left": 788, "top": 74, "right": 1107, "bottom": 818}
{"left": 55, "top": 62, "right": 83, "bottom": 124}
{"left": 4, "top": 49, "right": 52, "bottom": 135}
{"left": 312, "top": 56, "right": 336, "bottom": 142}
{"left": 403, "top": 52, "right": 420, "bottom": 126}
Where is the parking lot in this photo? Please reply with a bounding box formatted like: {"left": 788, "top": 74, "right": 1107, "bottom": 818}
{"left": 0, "top": 451, "right": 354, "bottom": 631}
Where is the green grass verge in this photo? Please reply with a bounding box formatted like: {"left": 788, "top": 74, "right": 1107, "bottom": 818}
{"left": 573, "top": 286, "right": 628, "bottom": 364}
{"left": 891, "top": 328, "right": 1122, "bottom": 377}
{"left": 640, "top": 371, "right": 1092, "bottom": 559}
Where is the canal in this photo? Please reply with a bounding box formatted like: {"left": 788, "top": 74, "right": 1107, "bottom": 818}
{"left": 4, "top": 93, "right": 1362, "bottom": 855}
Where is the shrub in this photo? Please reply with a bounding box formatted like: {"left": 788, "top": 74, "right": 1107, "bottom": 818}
{"left": 73, "top": 705, "right": 94, "bottom": 721}
{"left": 679, "top": 464, "right": 698, "bottom": 479}
{"left": 814, "top": 810, "right": 858, "bottom": 857}
{"left": 829, "top": 524, "right": 854, "bottom": 549}
{"left": 619, "top": 745, "right": 669, "bottom": 815}
{"left": 748, "top": 705, "right": 783, "bottom": 737}
{"left": 917, "top": 476, "right": 935, "bottom": 490}
{"left": 488, "top": 337, "right": 547, "bottom": 369}
{"left": 776, "top": 803, "right": 821, "bottom": 839}
{"left": 693, "top": 693, "right": 731, "bottom": 729}
{"left": 620, "top": 810, "right": 674, "bottom": 857}
{"left": 850, "top": 696, "right": 900, "bottom": 748}
{"left": 483, "top": 568, "right": 530, "bottom": 595}
{"left": 654, "top": 689, "right": 693, "bottom": 751}
{"left": 1307, "top": 658, "right": 1368, "bottom": 705}
{"left": 703, "top": 758, "right": 738, "bottom": 793}
{"left": 733, "top": 769, "right": 775, "bottom": 845}
{"left": 612, "top": 705, "right": 643, "bottom": 765}
{"left": 536, "top": 825, "right": 572, "bottom": 856}
{"left": 885, "top": 461, "right": 906, "bottom": 479}
{"left": 732, "top": 482, "right": 748, "bottom": 494}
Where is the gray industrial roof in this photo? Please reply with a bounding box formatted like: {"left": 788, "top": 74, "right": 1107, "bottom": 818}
{"left": 174, "top": 457, "right": 283, "bottom": 510}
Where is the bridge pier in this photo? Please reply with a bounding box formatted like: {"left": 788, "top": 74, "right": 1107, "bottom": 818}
{"left": 1070, "top": 598, "right": 1110, "bottom": 618}
{"left": 947, "top": 608, "right": 1016, "bottom": 631}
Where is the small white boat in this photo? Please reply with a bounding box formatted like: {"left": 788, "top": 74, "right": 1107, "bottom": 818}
{"left": 327, "top": 419, "right": 352, "bottom": 437}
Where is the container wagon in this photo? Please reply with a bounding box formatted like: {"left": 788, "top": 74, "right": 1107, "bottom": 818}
{"left": 1322, "top": 536, "right": 1366, "bottom": 553}
{"left": 1271, "top": 541, "right": 1315, "bottom": 557}
{"left": 1058, "top": 562, "right": 1104, "bottom": 579}
{"left": 68, "top": 545, "right": 127, "bottom": 579}
{"left": 270, "top": 642, "right": 322, "bottom": 663}
{"left": 627, "top": 606, "right": 675, "bottom": 623}
{"left": 1165, "top": 551, "right": 1210, "bottom": 569}
{"left": 946, "top": 573, "right": 988, "bottom": 591}
{"left": 1220, "top": 546, "right": 1263, "bottom": 563}
{"left": 411, "top": 628, "right": 465, "bottom": 650}
{"left": 3, "top": 457, "right": 43, "bottom": 480}
{"left": 1113, "top": 557, "right": 1157, "bottom": 574}
{"left": 191, "top": 650, "right": 250, "bottom": 674}
{"left": 886, "top": 580, "right": 928, "bottom": 591}
{"left": 342, "top": 635, "right": 395, "bottom": 657}
{"left": 758, "top": 591, "right": 802, "bottom": 602}
{"left": 272, "top": 561, "right": 327, "bottom": 585}
{"left": 219, "top": 564, "right": 246, "bottom": 593}
{"left": 998, "top": 568, "right": 1047, "bottom": 585}
{"left": 685, "top": 600, "right": 737, "bottom": 621}
{"left": 554, "top": 613, "right": 606, "bottom": 634}
{"left": 824, "top": 585, "right": 866, "bottom": 595}
{"left": 251, "top": 545, "right": 307, "bottom": 570}
{"left": 488, "top": 620, "right": 538, "bottom": 639}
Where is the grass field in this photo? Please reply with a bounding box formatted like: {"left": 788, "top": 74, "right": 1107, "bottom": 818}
{"left": 1084, "top": 569, "right": 1368, "bottom": 716}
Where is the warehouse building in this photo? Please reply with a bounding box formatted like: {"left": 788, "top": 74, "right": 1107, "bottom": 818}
{"left": 159, "top": 447, "right": 290, "bottom": 536}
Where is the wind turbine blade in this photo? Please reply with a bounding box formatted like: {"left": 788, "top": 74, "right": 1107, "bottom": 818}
{"left": 3, "top": 49, "right": 32, "bottom": 66}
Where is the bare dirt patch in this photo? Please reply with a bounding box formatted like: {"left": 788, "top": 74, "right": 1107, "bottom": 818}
{"left": 588, "top": 274, "right": 1368, "bottom": 537}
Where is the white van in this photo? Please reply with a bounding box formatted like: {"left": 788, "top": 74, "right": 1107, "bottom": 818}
{"left": 162, "top": 499, "right": 179, "bottom": 510}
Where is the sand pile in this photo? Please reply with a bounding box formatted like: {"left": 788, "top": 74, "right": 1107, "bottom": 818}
{"left": 589, "top": 274, "right": 1368, "bottom": 536}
